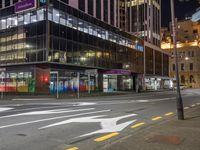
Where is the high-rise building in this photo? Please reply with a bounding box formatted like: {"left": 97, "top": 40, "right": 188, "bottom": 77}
{"left": 118, "top": 0, "right": 167, "bottom": 91}
{"left": 0, "top": 0, "right": 169, "bottom": 96}
{"left": 67, "top": 0, "right": 169, "bottom": 90}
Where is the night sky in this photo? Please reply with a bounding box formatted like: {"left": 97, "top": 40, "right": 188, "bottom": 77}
{"left": 161, "top": 0, "right": 200, "bottom": 27}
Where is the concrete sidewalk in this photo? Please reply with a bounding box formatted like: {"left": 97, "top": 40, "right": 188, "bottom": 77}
{"left": 102, "top": 106, "right": 200, "bottom": 150}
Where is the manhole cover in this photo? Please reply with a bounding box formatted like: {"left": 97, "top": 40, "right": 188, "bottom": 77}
{"left": 146, "top": 134, "right": 183, "bottom": 145}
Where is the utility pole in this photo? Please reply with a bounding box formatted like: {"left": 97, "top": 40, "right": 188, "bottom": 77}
{"left": 170, "top": 0, "right": 184, "bottom": 120}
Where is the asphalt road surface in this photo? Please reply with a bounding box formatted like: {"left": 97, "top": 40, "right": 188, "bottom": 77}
{"left": 0, "top": 89, "right": 200, "bottom": 150}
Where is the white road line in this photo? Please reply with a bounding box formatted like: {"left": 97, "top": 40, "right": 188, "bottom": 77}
{"left": 0, "top": 105, "right": 75, "bottom": 113}
{"left": 0, "top": 108, "right": 95, "bottom": 119}
{"left": 0, "top": 107, "right": 14, "bottom": 112}
{"left": 0, "top": 109, "right": 111, "bottom": 129}
{"left": 12, "top": 98, "right": 56, "bottom": 101}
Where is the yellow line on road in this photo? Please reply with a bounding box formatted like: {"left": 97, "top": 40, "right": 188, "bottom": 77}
{"left": 67, "top": 147, "right": 79, "bottom": 150}
{"left": 152, "top": 116, "right": 162, "bottom": 121}
{"left": 131, "top": 122, "right": 146, "bottom": 128}
{"left": 164, "top": 112, "right": 174, "bottom": 116}
{"left": 94, "top": 132, "right": 119, "bottom": 142}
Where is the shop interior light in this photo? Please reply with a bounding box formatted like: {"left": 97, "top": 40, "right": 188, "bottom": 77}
{"left": 1, "top": 19, "right": 6, "bottom": 22}
{"left": 26, "top": 44, "right": 31, "bottom": 48}
{"left": 33, "top": 19, "right": 37, "bottom": 22}
{"left": 14, "top": 20, "right": 18, "bottom": 25}
{"left": 80, "top": 57, "right": 87, "bottom": 61}
{"left": 44, "top": 76, "right": 49, "bottom": 82}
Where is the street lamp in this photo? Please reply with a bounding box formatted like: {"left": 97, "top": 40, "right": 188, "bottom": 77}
{"left": 170, "top": 0, "right": 184, "bottom": 120}
{"left": 185, "top": 57, "right": 189, "bottom": 61}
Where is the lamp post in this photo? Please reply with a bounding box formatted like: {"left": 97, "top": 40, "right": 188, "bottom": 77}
{"left": 170, "top": 0, "right": 184, "bottom": 120}
{"left": 1, "top": 72, "right": 4, "bottom": 100}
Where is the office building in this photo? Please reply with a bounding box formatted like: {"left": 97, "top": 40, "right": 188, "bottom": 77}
{"left": 0, "top": 0, "right": 169, "bottom": 95}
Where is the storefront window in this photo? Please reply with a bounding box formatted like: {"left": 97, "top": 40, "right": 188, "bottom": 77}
{"left": 18, "top": 15, "right": 24, "bottom": 26}
{"left": 0, "top": 18, "right": 6, "bottom": 30}
{"left": 50, "top": 70, "right": 97, "bottom": 94}
{"left": 30, "top": 12, "right": 37, "bottom": 23}
{"left": 37, "top": 9, "right": 45, "bottom": 21}
{"left": 0, "top": 71, "right": 34, "bottom": 93}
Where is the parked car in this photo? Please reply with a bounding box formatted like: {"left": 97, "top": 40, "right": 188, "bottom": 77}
{"left": 173, "top": 84, "right": 186, "bottom": 90}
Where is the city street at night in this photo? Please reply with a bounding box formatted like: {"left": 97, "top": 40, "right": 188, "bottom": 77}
{"left": 0, "top": 89, "right": 200, "bottom": 150}
{"left": 1, "top": 0, "right": 200, "bottom": 149}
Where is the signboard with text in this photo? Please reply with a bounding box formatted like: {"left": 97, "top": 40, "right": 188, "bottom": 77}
{"left": 103, "top": 69, "right": 131, "bottom": 75}
{"left": 15, "top": 0, "right": 37, "bottom": 13}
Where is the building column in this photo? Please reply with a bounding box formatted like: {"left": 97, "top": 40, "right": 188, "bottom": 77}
{"left": 117, "top": 75, "right": 122, "bottom": 91}
{"left": 2, "top": 0, "right": 5, "bottom": 8}
{"left": 162, "top": 53, "right": 164, "bottom": 76}
{"left": 101, "top": 0, "right": 104, "bottom": 21}
{"left": 94, "top": 0, "right": 96, "bottom": 18}
{"left": 98, "top": 73, "right": 103, "bottom": 92}
{"left": 153, "top": 50, "right": 156, "bottom": 75}
{"left": 144, "top": 45, "right": 146, "bottom": 91}
{"left": 108, "top": 0, "right": 111, "bottom": 24}
{"left": 85, "top": 0, "right": 88, "bottom": 13}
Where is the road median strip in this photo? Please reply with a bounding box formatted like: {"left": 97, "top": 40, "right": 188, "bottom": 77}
{"left": 131, "top": 122, "right": 146, "bottom": 128}
{"left": 152, "top": 116, "right": 162, "bottom": 121}
{"left": 94, "top": 132, "right": 119, "bottom": 142}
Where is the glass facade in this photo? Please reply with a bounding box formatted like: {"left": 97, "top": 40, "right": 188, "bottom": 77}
{"left": 0, "top": 67, "right": 35, "bottom": 93}
{"left": 0, "top": 8, "right": 46, "bottom": 64}
{"left": 50, "top": 70, "right": 97, "bottom": 93}
{"left": 0, "top": 0, "right": 169, "bottom": 94}
{"left": 47, "top": 6, "right": 143, "bottom": 70}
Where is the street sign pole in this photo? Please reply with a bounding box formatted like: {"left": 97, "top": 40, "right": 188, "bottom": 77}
{"left": 1, "top": 73, "right": 3, "bottom": 100}
{"left": 88, "top": 72, "right": 91, "bottom": 94}
{"left": 0, "top": 68, "right": 6, "bottom": 100}
{"left": 170, "top": 0, "right": 184, "bottom": 120}
{"left": 77, "top": 72, "right": 80, "bottom": 99}
{"left": 50, "top": 71, "right": 59, "bottom": 99}
{"left": 56, "top": 72, "right": 59, "bottom": 99}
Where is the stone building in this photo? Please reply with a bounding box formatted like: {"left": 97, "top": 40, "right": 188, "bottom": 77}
{"left": 161, "top": 20, "right": 200, "bottom": 88}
